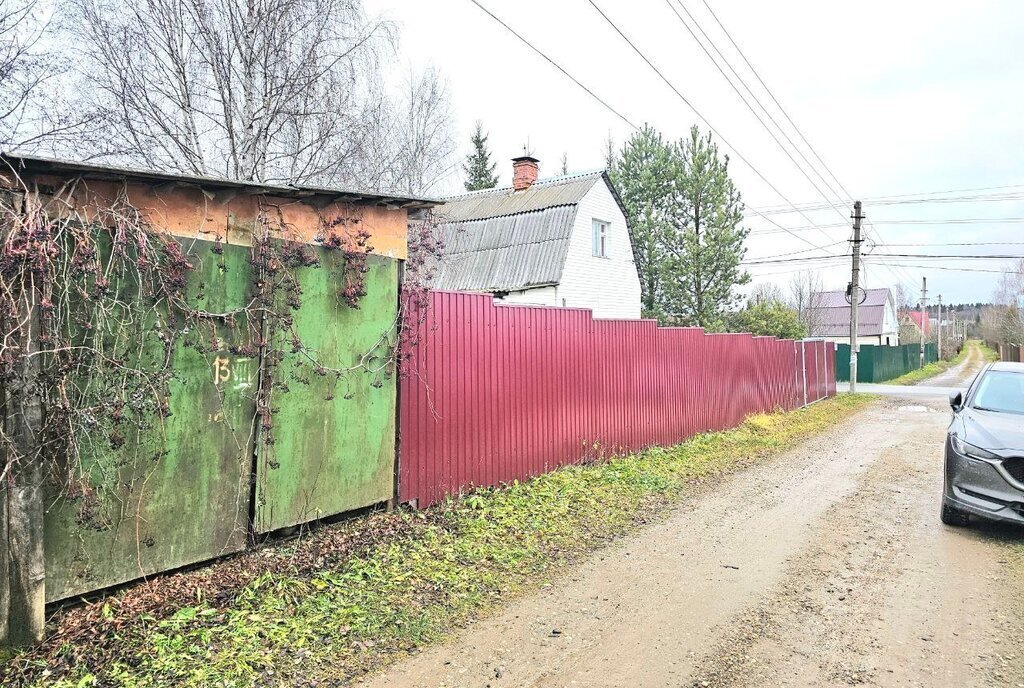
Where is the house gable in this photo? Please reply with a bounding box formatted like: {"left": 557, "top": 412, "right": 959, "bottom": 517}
{"left": 430, "top": 172, "right": 602, "bottom": 293}
{"left": 808, "top": 287, "right": 900, "bottom": 343}
{"left": 556, "top": 177, "right": 641, "bottom": 319}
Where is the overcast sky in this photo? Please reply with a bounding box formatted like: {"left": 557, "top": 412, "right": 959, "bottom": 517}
{"left": 367, "top": 0, "right": 1024, "bottom": 305}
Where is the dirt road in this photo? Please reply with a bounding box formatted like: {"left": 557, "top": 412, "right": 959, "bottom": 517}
{"left": 922, "top": 341, "right": 986, "bottom": 388}
{"left": 361, "top": 359, "right": 1023, "bottom": 688}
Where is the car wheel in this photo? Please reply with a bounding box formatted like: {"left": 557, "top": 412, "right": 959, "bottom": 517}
{"left": 941, "top": 502, "right": 970, "bottom": 526}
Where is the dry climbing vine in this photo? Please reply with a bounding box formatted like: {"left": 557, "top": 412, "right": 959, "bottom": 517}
{"left": 0, "top": 173, "right": 441, "bottom": 530}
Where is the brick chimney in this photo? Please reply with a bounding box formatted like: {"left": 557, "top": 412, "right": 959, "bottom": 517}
{"left": 512, "top": 155, "right": 540, "bottom": 191}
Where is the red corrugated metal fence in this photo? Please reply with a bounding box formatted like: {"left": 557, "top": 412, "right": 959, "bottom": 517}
{"left": 399, "top": 291, "right": 836, "bottom": 507}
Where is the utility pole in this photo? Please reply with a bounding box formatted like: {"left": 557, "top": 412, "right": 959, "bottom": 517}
{"left": 849, "top": 201, "right": 864, "bottom": 393}
{"left": 920, "top": 277, "right": 928, "bottom": 366}
{"left": 937, "top": 294, "right": 943, "bottom": 359}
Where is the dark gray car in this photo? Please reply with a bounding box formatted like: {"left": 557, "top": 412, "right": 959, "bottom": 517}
{"left": 942, "top": 361, "right": 1024, "bottom": 526}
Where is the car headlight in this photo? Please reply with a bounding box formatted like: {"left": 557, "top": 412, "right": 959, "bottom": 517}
{"left": 950, "top": 435, "right": 998, "bottom": 460}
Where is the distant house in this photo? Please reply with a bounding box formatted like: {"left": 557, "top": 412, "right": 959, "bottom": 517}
{"left": 807, "top": 287, "right": 899, "bottom": 346}
{"left": 906, "top": 310, "right": 935, "bottom": 337}
{"left": 429, "top": 156, "right": 642, "bottom": 319}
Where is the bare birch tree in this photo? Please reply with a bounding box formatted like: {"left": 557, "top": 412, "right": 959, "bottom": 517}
{"left": 347, "top": 67, "right": 455, "bottom": 194}
{"left": 990, "top": 259, "right": 1024, "bottom": 346}
{"left": 788, "top": 270, "right": 825, "bottom": 336}
{"left": 0, "top": 0, "right": 81, "bottom": 151}
{"left": 63, "top": 0, "right": 453, "bottom": 191}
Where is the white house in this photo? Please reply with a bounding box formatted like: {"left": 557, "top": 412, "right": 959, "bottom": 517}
{"left": 429, "top": 156, "right": 642, "bottom": 319}
{"left": 807, "top": 287, "right": 900, "bottom": 346}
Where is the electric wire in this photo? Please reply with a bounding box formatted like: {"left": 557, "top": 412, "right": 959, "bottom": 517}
{"left": 468, "top": 0, "right": 836, "bottom": 254}
{"left": 466, "top": 0, "right": 638, "bottom": 130}
{"left": 584, "top": 0, "right": 840, "bottom": 253}
{"left": 664, "top": 0, "right": 850, "bottom": 228}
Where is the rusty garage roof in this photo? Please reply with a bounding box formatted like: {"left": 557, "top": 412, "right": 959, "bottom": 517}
{"left": 0, "top": 153, "right": 439, "bottom": 208}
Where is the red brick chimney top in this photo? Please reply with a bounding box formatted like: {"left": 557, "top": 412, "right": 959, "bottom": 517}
{"left": 512, "top": 155, "right": 540, "bottom": 191}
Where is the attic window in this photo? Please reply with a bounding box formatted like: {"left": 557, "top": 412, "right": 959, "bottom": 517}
{"left": 592, "top": 219, "right": 608, "bottom": 258}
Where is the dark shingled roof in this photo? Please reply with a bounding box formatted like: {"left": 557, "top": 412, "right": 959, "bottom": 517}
{"left": 431, "top": 171, "right": 615, "bottom": 293}
{"left": 807, "top": 288, "right": 894, "bottom": 337}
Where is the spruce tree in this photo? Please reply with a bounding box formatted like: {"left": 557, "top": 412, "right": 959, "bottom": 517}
{"left": 463, "top": 121, "right": 499, "bottom": 191}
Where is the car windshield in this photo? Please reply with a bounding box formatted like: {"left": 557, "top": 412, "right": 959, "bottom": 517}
{"left": 970, "top": 371, "right": 1024, "bottom": 415}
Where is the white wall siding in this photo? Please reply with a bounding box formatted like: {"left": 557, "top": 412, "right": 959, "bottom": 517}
{"left": 556, "top": 181, "right": 642, "bottom": 319}
{"left": 882, "top": 298, "right": 899, "bottom": 345}
{"left": 825, "top": 333, "right": 900, "bottom": 347}
{"left": 495, "top": 286, "right": 559, "bottom": 307}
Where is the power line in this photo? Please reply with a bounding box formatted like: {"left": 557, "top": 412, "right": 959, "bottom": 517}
{"left": 469, "top": 0, "right": 836, "bottom": 256}
{"left": 872, "top": 217, "right": 1024, "bottom": 225}
{"left": 744, "top": 239, "right": 848, "bottom": 262}
{"left": 466, "top": 0, "right": 638, "bottom": 129}
{"left": 686, "top": 0, "right": 1007, "bottom": 290}
{"left": 750, "top": 216, "right": 1024, "bottom": 234}
{"left": 743, "top": 252, "right": 1024, "bottom": 266}
{"left": 752, "top": 186, "right": 1024, "bottom": 214}
{"left": 584, "top": 0, "right": 840, "bottom": 253}
{"left": 697, "top": 0, "right": 854, "bottom": 204}
{"left": 871, "top": 262, "right": 1014, "bottom": 275}
{"left": 683, "top": 0, "right": 919, "bottom": 286}
{"left": 663, "top": 0, "right": 850, "bottom": 227}
{"left": 876, "top": 241, "right": 1024, "bottom": 247}
{"left": 746, "top": 260, "right": 848, "bottom": 277}
{"left": 866, "top": 253, "right": 1024, "bottom": 260}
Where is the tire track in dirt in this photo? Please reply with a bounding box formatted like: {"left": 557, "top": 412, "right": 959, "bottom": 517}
{"left": 687, "top": 402, "right": 1024, "bottom": 687}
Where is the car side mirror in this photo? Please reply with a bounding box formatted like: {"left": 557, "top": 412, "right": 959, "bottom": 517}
{"left": 949, "top": 390, "right": 963, "bottom": 412}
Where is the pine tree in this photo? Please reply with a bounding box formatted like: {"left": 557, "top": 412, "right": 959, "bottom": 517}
{"left": 602, "top": 133, "right": 616, "bottom": 170}
{"left": 463, "top": 121, "right": 499, "bottom": 191}
{"left": 609, "top": 125, "right": 677, "bottom": 319}
{"left": 660, "top": 126, "right": 750, "bottom": 329}
{"left": 610, "top": 124, "right": 750, "bottom": 326}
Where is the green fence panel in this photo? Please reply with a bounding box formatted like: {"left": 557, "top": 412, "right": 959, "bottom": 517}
{"left": 833, "top": 342, "right": 938, "bottom": 384}
{"left": 254, "top": 252, "right": 399, "bottom": 533}
{"left": 44, "top": 241, "right": 256, "bottom": 602}
{"left": 859, "top": 346, "right": 876, "bottom": 383}
{"left": 835, "top": 344, "right": 852, "bottom": 381}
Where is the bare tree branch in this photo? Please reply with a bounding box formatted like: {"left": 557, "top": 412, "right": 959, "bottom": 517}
{"left": 60, "top": 0, "right": 454, "bottom": 193}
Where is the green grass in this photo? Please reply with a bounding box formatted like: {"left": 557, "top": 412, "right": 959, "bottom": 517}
{"left": 8, "top": 394, "right": 875, "bottom": 688}
{"left": 888, "top": 340, "right": 995, "bottom": 386}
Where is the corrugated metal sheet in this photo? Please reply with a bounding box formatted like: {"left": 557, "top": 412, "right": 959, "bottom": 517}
{"left": 813, "top": 305, "right": 888, "bottom": 336}
{"left": 812, "top": 288, "right": 892, "bottom": 309}
{"left": 439, "top": 172, "right": 603, "bottom": 222}
{"left": 835, "top": 343, "right": 937, "bottom": 382}
{"left": 431, "top": 206, "right": 576, "bottom": 291}
{"left": 399, "top": 292, "right": 836, "bottom": 507}
{"left": 428, "top": 173, "right": 608, "bottom": 293}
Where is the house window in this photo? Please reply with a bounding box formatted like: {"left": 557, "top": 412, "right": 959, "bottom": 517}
{"left": 592, "top": 219, "right": 608, "bottom": 257}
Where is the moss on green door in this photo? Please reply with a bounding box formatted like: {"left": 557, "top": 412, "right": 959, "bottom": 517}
{"left": 44, "top": 241, "right": 256, "bottom": 602}
{"left": 254, "top": 252, "right": 399, "bottom": 533}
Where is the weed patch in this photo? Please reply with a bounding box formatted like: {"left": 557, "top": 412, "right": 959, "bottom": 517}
{"left": 3, "top": 394, "right": 875, "bottom": 687}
